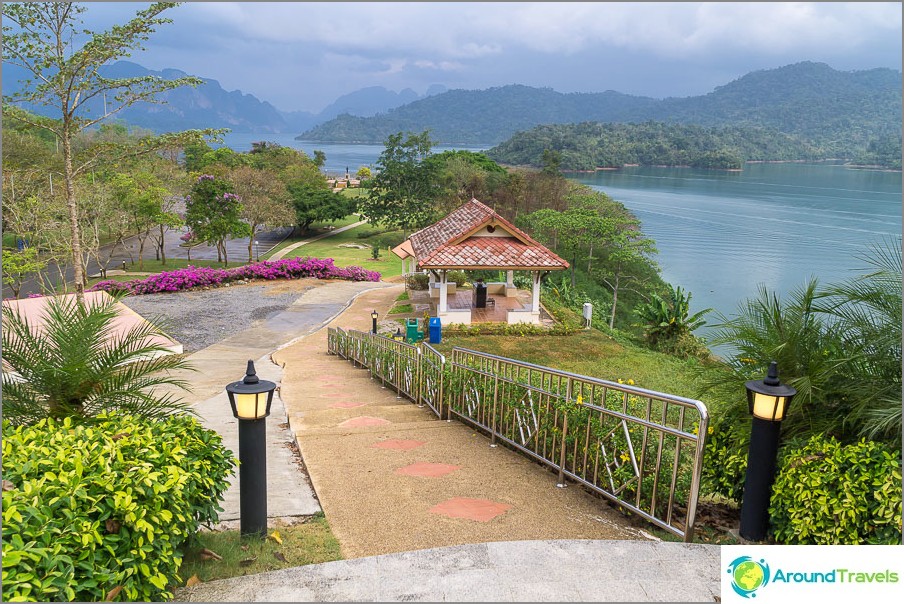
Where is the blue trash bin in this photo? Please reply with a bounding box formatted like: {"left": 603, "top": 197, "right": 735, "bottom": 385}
{"left": 428, "top": 316, "right": 442, "bottom": 344}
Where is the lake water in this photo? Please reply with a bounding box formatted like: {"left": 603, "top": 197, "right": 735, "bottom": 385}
{"left": 569, "top": 163, "right": 902, "bottom": 343}
{"left": 221, "top": 137, "right": 902, "bottom": 343}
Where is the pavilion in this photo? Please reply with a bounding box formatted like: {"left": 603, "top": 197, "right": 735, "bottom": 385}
{"left": 391, "top": 199, "right": 568, "bottom": 325}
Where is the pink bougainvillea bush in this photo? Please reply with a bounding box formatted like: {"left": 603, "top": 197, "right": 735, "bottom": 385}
{"left": 88, "top": 257, "right": 381, "bottom": 296}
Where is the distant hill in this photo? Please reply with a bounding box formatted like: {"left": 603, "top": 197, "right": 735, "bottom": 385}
{"left": 298, "top": 85, "right": 660, "bottom": 144}
{"left": 298, "top": 62, "right": 902, "bottom": 161}
{"left": 1, "top": 60, "right": 445, "bottom": 134}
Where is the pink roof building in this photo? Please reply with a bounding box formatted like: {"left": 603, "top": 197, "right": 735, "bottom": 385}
{"left": 392, "top": 199, "right": 568, "bottom": 325}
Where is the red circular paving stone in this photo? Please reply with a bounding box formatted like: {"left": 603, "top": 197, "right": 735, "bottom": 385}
{"left": 428, "top": 497, "right": 512, "bottom": 522}
{"left": 330, "top": 401, "right": 368, "bottom": 409}
{"left": 395, "top": 462, "right": 461, "bottom": 478}
{"left": 338, "top": 416, "right": 391, "bottom": 428}
{"left": 371, "top": 439, "right": 426, "bottom": 451}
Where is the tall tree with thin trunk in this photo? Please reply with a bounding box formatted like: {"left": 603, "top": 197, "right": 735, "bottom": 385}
{"left": 228, "top": 166, "right": 293, "bottom": 263}
{"left": 2, "top": 2, "right": 216, "bottom": 301}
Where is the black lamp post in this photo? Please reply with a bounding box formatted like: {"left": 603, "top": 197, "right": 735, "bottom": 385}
{"left": 226, "top": 360, "right": 277, "bottom": 538}
{"left": 739, "top": 361, "right": 797, "bottom": 542}
{"left": 371, "top": 309, "right": 378, "bottom": 334}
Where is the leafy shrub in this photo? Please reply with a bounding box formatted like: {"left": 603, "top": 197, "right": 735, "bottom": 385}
{"left": 406, "top": 273, "right": 429, "bottom": 290}
{"left": 447, "top": 270, "right": 468, "bottom": 287}
{"left": 370, "top": 231, "right": 407, "bottom": 250}
{"left": 700, "top": 421, "right": 748, "bottom": 503}
{"left": 1, "top": 413, "right": 236, "bottom": 601}
{"left": 444, "top": 321, "right": 577, "bottom": 337}
{"left": 633, "top": 283, "right": 710, "bottom": 356}
{"left": 769, "top": 435, "right": 902, "bottom": 544}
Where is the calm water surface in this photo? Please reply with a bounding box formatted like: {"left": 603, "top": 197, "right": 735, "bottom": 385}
{"left": 570, "top": 163, "right": 902, "bottom": 343}
{"left": 222, "top": 136, "right": 902, "bottom": 343}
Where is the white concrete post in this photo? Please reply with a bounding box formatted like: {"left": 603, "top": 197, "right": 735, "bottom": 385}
{"left": 439, "top": 270, "right": 449, "bottom": 313}
{"left": 506, "top": 270, "right": 514, "bottom": 287}
{"left": 531, "top": 271, "right": 541, "bottom": 313}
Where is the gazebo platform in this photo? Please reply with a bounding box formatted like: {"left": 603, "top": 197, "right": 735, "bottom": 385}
{"left": 407, "top": 287, "right": 553, "bottom": 325}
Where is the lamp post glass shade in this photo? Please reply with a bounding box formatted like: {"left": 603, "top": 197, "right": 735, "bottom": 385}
{"left": 371, "top": 310, "right": 378, "bottom": 334}
{"left": 745, "top": 361, "right": 796, "bottom": 421}
{"left": 226, "top": 360, "right": 277, "bottom": 420}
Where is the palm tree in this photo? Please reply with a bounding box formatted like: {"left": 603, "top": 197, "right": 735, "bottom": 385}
{"left": 816, "top": 237, "right": 902, "bottom": 446}
{"left": 2, "top": 292, "right": 194, "bottom": 425}
{"left": 698, "top": 277, "right": 852, "bottom": 443}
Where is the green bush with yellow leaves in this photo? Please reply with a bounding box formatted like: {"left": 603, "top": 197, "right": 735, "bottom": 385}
{"left": 2, "top": 413, "right": 235, "bottom": 601}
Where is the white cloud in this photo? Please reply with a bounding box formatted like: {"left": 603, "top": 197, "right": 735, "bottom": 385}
{"left": 184, "top": 3, "right": 897, "bottom": 55}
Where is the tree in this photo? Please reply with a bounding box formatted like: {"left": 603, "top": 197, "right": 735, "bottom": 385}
{"left": 2, "top": 2, "right": 218, "bottom": 299}
{"left": 359, "top": 131, "right": 436, "bottom": 229}
{"left": 1, "top": 292, "right": 193, "bottom": 425}
{"left": 184, "top": 175, "right": 250, "bottom": 266}
{"left": 228, "top": 166, "right": 293, "bottom": 262}
{"left": 597, "top": 220, "right": 658, "bottom": 329}
{"left": 2, "top": 248, "right": 48, "bottom": 298}
{"left": 355, "top": 166, "right": 372, "bottom": 180}
{"left": 288, "top": 184, "right": 356, "bottom": 233}
{"left": 109, "top": 171, "right": 175, "bottom": 270}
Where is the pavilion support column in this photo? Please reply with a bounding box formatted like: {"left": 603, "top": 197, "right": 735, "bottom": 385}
{"left": 531, "top": 271, "right": 542, "bottom": 320}
{"left": 439, "top": 270, "right": 449, "bottom": 313}
{"left": 506, "top": 270, "right": 514, "bottom": 287}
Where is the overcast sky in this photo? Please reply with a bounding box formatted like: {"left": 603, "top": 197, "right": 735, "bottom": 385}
{"left": 76, "top": 2, "right": 902, "bottom": 113}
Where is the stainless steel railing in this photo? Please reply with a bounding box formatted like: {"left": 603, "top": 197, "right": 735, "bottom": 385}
{"left": 325, "top": 327, "right": 709, "bottom": 541}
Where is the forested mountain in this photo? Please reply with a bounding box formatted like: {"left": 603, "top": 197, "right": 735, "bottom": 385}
{"left": 2, "top": 60, "right": 291, "bottom": 133}
{"left": 299, "top": 62, "right": 902, "bottom": 165}
{"left": 1, "top": 61, "right": 443, "bottom": 134}
{"left": 485, "top": 122, "right": 821, "bottom": 170}
{"left": 299, "top": 85, "right": 660, "bottom": 144}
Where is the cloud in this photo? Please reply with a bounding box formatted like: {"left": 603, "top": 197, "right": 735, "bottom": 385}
{"left": 67, "top": 2, "right": 902, "bottom": 112}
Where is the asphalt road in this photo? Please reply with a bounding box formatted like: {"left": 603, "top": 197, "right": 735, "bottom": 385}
{"left": 2, "top": 226, "right": 294, "bottom": 299}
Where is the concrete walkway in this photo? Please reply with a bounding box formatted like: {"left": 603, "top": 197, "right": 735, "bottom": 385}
{"left": 177, "top": 279, "right": 722, "bottom": 602}
{"left": 268, "top": 220, "right": 368, "bottom": 261}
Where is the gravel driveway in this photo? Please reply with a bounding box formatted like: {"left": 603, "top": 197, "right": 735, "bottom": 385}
{"left": 122, "top": 281, "right": 313, "bottom": 354}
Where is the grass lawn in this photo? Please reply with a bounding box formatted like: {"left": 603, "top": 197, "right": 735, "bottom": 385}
{"left": 266, "top": 220, "right": 404, "bottom": 279}
{"left": 179, "top": 515, "right": 342, "bottom": 585}
{"left": 434, "top": 329, "right": 706, "bottom": 400}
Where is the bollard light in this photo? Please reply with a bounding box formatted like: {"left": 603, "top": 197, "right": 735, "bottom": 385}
{"left": 739, "top": 361, "right": 797, "bottom": 542}
{"left": 225, "top": 360, "right": 277, "bottom": 537}
{"left": 371, "top": 309, "right": 378, "bottom": 334}
{"left": 745, "top": 361, "right": 796, "bottom": 422}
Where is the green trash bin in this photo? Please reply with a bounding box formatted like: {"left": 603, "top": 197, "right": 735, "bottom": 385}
{"left": 406, "top": 318, "right": 420, "bottom": 343}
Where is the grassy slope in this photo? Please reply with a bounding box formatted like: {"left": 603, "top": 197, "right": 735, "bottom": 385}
{"left": 434, "top": 328, "right": 706, "bottom": 401}
{"left": 265, "top": 221, "right": 404, "bottom": 279}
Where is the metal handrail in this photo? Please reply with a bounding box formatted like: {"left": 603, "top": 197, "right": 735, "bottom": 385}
{"left": 327, "top": 328, "right": 708, "bottom": 541}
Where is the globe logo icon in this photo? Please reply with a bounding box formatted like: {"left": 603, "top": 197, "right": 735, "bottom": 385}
{"left": 727, "top": 556, "right": 770, "bottom": 598}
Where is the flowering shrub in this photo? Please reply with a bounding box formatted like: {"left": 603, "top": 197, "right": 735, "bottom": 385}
{"left": 88, "top": 256, "right": 380, "bottom": 295}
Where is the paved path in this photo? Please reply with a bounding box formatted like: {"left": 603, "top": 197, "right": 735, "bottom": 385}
{"left": 172, "top": 278, "right": 721, "bottom": 601}
{"left": 268, "top": 220, "right": 367, "bottom": 261}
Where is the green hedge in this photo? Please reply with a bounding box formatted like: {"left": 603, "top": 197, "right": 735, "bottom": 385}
{"left": 2, "top": 413, "right": 236, "bottom": 602}
{"left": 769, "top": 435, "right": 902, "bottom": 544}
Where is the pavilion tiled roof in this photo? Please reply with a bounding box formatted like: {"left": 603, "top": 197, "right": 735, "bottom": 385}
{"left": 404, "top": 199, "right": 568, "bottom": 271}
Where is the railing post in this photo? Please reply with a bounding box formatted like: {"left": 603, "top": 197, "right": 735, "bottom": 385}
{"left": 416, "top": 347, "right": 423, "bottom": 406}
{"left": 441, "top": 355, "right": 450, "bottom": 422}
{"left": 557, "top": 377, "right": 573, "bottom": 488}
{"left": 490, "top": 363, "right": 499, "bottom": 447}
